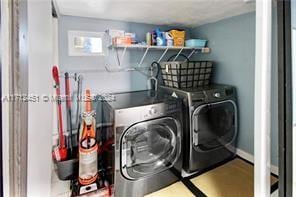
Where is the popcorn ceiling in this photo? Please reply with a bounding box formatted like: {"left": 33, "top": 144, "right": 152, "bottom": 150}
{"left": 54, "top": 0, "right": 255, "bottom": 27}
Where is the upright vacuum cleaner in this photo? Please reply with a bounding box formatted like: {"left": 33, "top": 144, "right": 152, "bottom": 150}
{"left": 77, "top": 89, "right": 99, "bottom": 195}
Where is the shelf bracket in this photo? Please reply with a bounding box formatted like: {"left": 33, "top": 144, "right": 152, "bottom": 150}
{"left": 112, "top": 47, "right": 121, "bottom": 67}
{"left": 187, "top": 49, "right": 196, "bottom": 60}
{"left": 138, "top": 47, "right": 150, "bottom": 67}
{"left": 105, "top": 65, "right": 136, "bottom": 73}
{"left": 119, "top": 46, "right": 127, "bottom": 66}
{"left": 157, "top": 47, "right": 169, "bottom": 63}
{"left": 173, "top": 47, "right": 184, "bottom": 61}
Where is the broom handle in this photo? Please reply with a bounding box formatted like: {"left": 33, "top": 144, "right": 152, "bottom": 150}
{"left": 65, "top": 72, "right": 73, "bottom": 154}
{"left": 52, "top": 66, "right": 65, "bottom": 148}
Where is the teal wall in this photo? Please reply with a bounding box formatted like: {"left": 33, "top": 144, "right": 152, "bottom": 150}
{"left": 58, "top": 16, "right": 191, "bottom": 94}
{"left": 191, "top": 12, "right": 279, "bottom": 165}
{"left": 58, "top": 12, "right": 279, "bottom": 166}
{"left": 58, "top": 16, "right": 191, "bottom": 124}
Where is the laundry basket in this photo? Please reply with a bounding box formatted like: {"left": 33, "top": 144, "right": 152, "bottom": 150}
{"left": 160, "top": 55, "right": 213, "bottom": 88}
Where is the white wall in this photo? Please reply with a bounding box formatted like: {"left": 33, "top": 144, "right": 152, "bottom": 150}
{"left": 292, "top": 0, "right": 296, "bottom": 193}
{"left": 27, "top": 0, "right": 53, "bottom": 196}
{"left": 292, "top": 28, "right": 296, "bottom": 194}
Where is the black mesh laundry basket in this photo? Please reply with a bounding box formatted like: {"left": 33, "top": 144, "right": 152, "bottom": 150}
{"left": 160, "top": 60, "right": 213, "bottom": 88}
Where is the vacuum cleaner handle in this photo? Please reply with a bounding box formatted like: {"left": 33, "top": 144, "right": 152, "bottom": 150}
{"left": 85, "top": 89, "right": 92, "bottom": 113}
{"left": 81, "top": 89, "right": 96, "bottom": 140}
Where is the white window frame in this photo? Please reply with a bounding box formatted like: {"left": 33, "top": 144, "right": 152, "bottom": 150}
{"left": 68, "top": 30, "right": 106, "bottom": 56}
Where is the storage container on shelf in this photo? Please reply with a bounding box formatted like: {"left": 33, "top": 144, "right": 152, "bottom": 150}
{"left": 185, "top": 39, "right": 207, "bottom": 48}
{"left": 169, "top": 29, "right": 186, "bottom": 47}
{"left": 160, "top": 54, "right": 213, "bottom": 88}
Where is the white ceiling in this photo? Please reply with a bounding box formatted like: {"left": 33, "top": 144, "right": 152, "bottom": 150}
{"left": 54, "top": 0, "right": 255, "bottom": 27}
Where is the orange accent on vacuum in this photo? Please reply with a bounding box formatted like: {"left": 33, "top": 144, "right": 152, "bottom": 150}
{"left": 78, "top": 89, "right": 99, "bottom": 186}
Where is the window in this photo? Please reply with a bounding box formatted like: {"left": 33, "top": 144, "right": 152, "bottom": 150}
{"left": 68, "top": 31, "right": 107, "bottom": 56}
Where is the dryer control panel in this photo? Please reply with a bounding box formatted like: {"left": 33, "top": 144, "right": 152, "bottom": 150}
{"left": 203, "top": 87, "right": 234, "bottom": 102}
{"left": 114, "top": 103, "right": 166, "bottom": 126}
{"left": 210, "top": 90, "right": 226, "bottom": 99}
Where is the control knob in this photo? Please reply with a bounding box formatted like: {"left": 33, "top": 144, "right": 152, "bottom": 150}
{"left": 149, "top": 108, "right": 157, "bottom": 115}
{"left": 214, "top": 92, "right": 221, "bottom": 98}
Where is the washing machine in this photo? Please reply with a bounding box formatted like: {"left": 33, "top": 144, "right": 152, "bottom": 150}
{"left": 102, "top": 90, "right": 183, "bottom": 197}
{"left": 159, "top": 84, "right": 238, "bottom": 177}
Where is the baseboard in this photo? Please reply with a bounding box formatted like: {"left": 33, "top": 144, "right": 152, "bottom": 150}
{"left": 236, "top": 148, "right": 279, "bottom": 176}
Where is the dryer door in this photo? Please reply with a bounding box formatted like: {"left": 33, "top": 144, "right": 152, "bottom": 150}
{"left": 192, "top": 100, "right": 237, "bottom": 152}
{"left": 120, "top": 117, "right": 181, "bottom": 180}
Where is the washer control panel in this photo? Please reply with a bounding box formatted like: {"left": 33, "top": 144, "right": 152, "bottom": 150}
{"left": 191, "top": 92, "right": 205, "bottom": 102}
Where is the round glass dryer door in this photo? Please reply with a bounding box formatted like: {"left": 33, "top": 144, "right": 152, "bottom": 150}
{"left": 192, "top": 100, "right": 237, "bottom": 151}
{"left": 120, "top": 117, "right": 181, "bottom": 180}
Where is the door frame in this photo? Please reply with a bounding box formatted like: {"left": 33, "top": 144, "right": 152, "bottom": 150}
{"left": 254, "top": 0, "right": 273, "bottom": 196}
{"left": 0, "top": 1, "right": 3, "bottom": 196}
{"left": 277, "top": 0, "right": 293, "bottom": 196}
{"left": 2, "top": 0, "right": 29, "bottom": 196}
